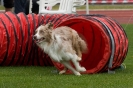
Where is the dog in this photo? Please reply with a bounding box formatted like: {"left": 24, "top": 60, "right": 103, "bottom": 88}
{"left": 33, "top": 22, "right": 88, "bottom": 76}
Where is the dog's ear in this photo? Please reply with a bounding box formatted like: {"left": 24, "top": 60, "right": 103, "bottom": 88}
{"left": 42, "top": 24, "right": 46, "bottom": 26}
{"left": 47, "top": 22, "right": 53, "bottom": 29}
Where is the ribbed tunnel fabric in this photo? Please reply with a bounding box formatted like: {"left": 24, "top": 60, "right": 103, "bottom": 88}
{"left": 0, "top": 12, "right": 128, "bottom": 73}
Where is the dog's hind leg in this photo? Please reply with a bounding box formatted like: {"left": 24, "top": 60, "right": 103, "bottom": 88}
{"left": 61, "top": 61, "right": 81, "bottom": 76}
{"left": 71, "top": 55, "right": 86, "bottom": 72}
{"left": 76, "top": 50, "right": 82, "bottom": 61}
{"left": 74, "top": 39, "right": 82, "bottom": 61}
{"left": 59, "top": 67, "right": 67, "bottom": 74}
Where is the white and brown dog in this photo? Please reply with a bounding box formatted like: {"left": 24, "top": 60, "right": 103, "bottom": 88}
{"left": 33, "top": 23, "right": 87, "bottom": 76}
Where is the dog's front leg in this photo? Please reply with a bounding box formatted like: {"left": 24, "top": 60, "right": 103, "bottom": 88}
{"left": 61, "top": 61, "right": 81, "bottom": 76}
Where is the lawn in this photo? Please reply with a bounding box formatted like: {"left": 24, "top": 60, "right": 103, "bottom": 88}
{"left": 0, "top": 5, "right": 4, "bottom": 10}
{"left": 52, "top": 4, "right": 133, "bottom": 10}
{"left": 0, "top": 24, "right": 133, "bottom": 88}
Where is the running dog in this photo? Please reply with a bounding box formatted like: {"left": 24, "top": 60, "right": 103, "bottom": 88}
{"left": 33, "top": 22, "right": 87, "bottom": 75}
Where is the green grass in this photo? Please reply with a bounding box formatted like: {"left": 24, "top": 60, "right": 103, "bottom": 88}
{"left": 52, "top": 4, "right": 133, "bottom": 10}
{"left": 0, "top": 66, "right": 133, "bottom": 88}
{"left": 0, "top": 24, "right": 133, "bottom": 88}
{"left": 122, "top": 24, "right": 133, "bottom": 70}
{"left": 76, "top": 4, "right": 133, "bottom": 10}
{"left": 0, "top": 5, "right": 4, "bottom": 10}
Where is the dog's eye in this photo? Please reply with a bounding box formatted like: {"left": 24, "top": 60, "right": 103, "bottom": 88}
{"left": 35, "top": 30, "right": 37, "bottom": 34}
{"left": 39, "top": 30, "right": 44, "bottom": 34}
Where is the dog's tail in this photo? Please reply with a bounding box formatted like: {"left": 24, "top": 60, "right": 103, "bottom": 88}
{"left": 71, "top": 29, "right": 88, "bottom": 54}
{"left": 72, "top": 32, "right": 88, "bottom": 53}
{"left": 78, "top": 36, "right": 88, "bottom": 53}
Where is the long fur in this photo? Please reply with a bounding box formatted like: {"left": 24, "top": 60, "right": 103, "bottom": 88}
{"left": 33, "top": 23, "right": 88, "bottom": 75}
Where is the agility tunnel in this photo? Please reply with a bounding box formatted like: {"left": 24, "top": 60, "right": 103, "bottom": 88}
{"left": 0, "top": 12, "right": 128, "bottom": 74}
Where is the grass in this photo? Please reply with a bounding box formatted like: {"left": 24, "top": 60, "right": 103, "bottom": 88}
{"left": 122, "top": 24, "right": 133, "bottom": 70}
{"left": 52, "top": 4, "right": 133, "bottom": 10}
{"left": 0, "top": 24, "right": 133, "bottom": 88}
{"left": 0, "top": 5, "right": 4, "bottom": 10}
{"left": 76, "top": 4, "right": 133, "bottom": 10}
{"left": 0, "top": 66, "right": 133, "bottom": 88}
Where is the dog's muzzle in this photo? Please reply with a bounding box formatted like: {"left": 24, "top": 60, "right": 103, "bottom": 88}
{"left": 33, "top": 35, "right": 45, "bottom": 43}
{"left": 33, "top": 35, "right": 37, "bottom": 40}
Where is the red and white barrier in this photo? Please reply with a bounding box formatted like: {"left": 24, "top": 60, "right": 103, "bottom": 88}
{"left": 88, "top": 0, "right": 133, "bottom": 4}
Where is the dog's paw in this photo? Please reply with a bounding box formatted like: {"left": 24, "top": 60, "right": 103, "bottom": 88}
{"left": 77, "top": 57, "right": 81, "bottom": 61}
{"left": 59, "top": 70, "right": 66, "bottom": 74}
{"left": 78, "top": 67, "right": 86, "bottom": 72}
{"left": 74, "top": 71, "right": 81, "bottom": 76}
{"left": 80, "top": 67, "right": 86, "bottom": 72}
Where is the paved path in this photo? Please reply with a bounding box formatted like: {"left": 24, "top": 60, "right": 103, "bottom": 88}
{"left": 77, "top": 10, "right": 133, "bottom": 24}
